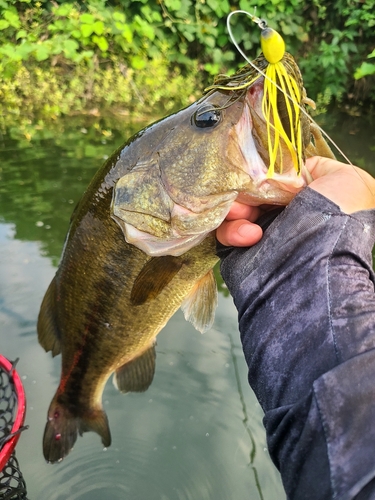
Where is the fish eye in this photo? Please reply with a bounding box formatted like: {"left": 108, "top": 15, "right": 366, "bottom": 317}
{"left": 193, "top": 104, "right": 221, "bottom": 128}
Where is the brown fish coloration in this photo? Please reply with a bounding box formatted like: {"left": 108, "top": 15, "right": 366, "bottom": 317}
{"left": 37, "top": 48, "right": 333, "bottom": 463}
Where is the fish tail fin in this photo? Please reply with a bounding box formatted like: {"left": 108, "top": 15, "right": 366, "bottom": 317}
{"left": 43, "top": 395, "right": 111, "bottom": 463}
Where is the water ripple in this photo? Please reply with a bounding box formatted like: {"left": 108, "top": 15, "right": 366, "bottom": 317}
{"left": 37, "top": 431, "right": 234, "bottom": 500}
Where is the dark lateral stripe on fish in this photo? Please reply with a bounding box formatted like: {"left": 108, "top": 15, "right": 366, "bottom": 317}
{"left": 57, "top": 275, "right": 113, "bottom": 404}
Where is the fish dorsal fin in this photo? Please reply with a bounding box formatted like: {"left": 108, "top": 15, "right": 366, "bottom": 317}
{"left": 37, "top": 276, "right": 61, "bottom": 357}
{"left": 181, "top": 270, "right": 218, "bottom": 334}
{"left": 130, "top": 255, "right": 184, "bottom": 305}
{"left": 113, "top": 343, "right": 156, "bottom": 393}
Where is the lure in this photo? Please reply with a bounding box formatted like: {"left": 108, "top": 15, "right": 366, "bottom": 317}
{"left": 206, "top": 10, "right": 353, "bottom": 176}
{"left": 259, "top": 24, "right": 304, "bottom": 177}
{"left": 231, "top": 12, "right": 304, "bottom": 176}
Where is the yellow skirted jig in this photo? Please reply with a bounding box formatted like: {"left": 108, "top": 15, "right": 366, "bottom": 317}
{"left": 259, "top": 24, "right": 303, "bottom": 177}
{"left": 207, "top": 12, "right": 305, "bottom": 177}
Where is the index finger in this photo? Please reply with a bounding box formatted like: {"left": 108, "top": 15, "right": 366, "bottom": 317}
{"left": 225, "top": 202, "right": 261, "bottom": 222}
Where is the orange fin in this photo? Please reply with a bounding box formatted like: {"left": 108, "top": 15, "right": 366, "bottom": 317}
{"left": 113, "top": 343, "right": 156, "bottom": 393}
{"left": 130, "top": 256, "right": 183, "bottom": 306}
{"left": 181, "top": 270, "right": 218, "bottom": 333}
{"left": 43, "top": 397, "right": 111, "bottom": 464}
{"left": 37, "top": 276, "right": 61, "bottom": 357}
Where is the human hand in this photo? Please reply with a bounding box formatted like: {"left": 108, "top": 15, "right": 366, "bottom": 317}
{"left": 216, "top": 156, "right": 375, "bottom": 247}
{"left": 215, "top": 202, "right": 264, "bottom": 247}
{"left": 306, "top": 156, "right": 375, "bottom": 214}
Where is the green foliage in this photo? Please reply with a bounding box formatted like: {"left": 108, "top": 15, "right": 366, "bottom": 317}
{"left": 354, "top": 48, "right": 375, "bottom": 79}
{"left": 0, "top": 0, "right": 374, "bottom": 120}
{"left": 0, "top": 54, "right": 199, "bottom": 125}
{"left": 0, "top": 0, "right": 165, "bottom": 74}
{"left": 297, "top": 0, "right": 375, "bottom": 106}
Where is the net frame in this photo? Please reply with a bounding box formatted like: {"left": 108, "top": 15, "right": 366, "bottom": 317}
{"left": 0, "top": 355, "right": 27, "bottom": 471}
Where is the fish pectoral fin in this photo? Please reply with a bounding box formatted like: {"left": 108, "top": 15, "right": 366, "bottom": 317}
{"left": 181, "top": 269, "right": 218, "bottom": 334}
{"left": 113, "top": 342, "right": 156, "bottom": 393}
{"left": 37, "top": 276, "right": 61, "bottom": 357}
{"left": 130, "top": 256, "right": 184, "bottom": 305}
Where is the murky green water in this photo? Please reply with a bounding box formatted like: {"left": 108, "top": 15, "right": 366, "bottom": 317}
{"left": 0, "top": 111, "right": 374, "bottom": 499}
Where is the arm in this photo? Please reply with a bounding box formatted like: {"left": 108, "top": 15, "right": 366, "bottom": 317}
{"left": 217, "top": 158, "right": 375, "bottom": 499}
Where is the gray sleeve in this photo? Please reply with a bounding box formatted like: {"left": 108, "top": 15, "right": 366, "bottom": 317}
{"left": 217, "top": 187, "right": 375, "bottom": 500}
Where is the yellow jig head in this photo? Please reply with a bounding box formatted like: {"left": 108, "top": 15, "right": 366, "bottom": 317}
{"left": 260, "top": 27, "right": 285, "bottom": 64}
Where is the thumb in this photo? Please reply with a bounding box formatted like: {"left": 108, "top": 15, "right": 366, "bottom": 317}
{"left": 305, "top": 156, "right": 375, "bottom": 213}
{"left": 305, "top": 156, "right": 345, "bottom": 179}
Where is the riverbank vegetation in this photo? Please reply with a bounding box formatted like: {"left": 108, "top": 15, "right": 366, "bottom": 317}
{"left": 1, "top": 0, "right": 374, "bottom": 129}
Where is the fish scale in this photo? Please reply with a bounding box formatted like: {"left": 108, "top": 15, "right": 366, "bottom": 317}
{"left": 38, "top": 52, "right": 333, "bottom": 463}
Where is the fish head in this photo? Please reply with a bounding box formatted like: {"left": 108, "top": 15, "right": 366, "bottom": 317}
{"left": 111, "top": 77, "right": 311, "bottom": 257}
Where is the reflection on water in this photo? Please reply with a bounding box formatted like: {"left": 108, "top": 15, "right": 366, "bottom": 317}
{"left": 0, "top": 112, "right": 373, "bottom": 499}
{"left": 0, "top": 119, "right": 141, "bottom": 265}
{"left": 316, "top": 111, "right": 375, "bottom": 174}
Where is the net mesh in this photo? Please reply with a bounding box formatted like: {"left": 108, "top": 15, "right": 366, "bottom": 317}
{"left": 0, "top": 365, "right": 17, "bottom": 447}
{"left": 0, "top": 454, "right": 28, "bottom": 500}
{"left": 0, "top": 360, "right": 28, "bottom": 499}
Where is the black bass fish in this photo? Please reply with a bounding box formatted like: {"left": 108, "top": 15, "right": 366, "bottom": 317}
{"left": 38, "top": 52, "right": 333, "bottom": 463}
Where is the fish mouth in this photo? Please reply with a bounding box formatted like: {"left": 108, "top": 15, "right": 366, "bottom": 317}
{"left": 232, "top": 78, "right": 308, "bottom": 205}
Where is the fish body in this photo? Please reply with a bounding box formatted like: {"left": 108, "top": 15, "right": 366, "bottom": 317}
{"left": 38, "top": 54, "right": 333, "bottom": 463}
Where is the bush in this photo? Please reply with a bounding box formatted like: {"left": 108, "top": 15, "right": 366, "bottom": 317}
{"left": 0, "top": 0, "right": 374, "bottom": 121}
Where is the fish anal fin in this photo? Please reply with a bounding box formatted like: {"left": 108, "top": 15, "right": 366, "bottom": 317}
{"left": 130, "top": 256, "right": 184, "bottom": 306}
{"left": 37, "top": 276, "right": 61, "bottom": 357}
{"left": 114, "top": 343, "right": 156, "bottom": 393}
{"left": 181, "top": 269, "right": 218, "bottom": 334}
{"left": 43, "top": 396, "right": 111, "bottom": 464}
